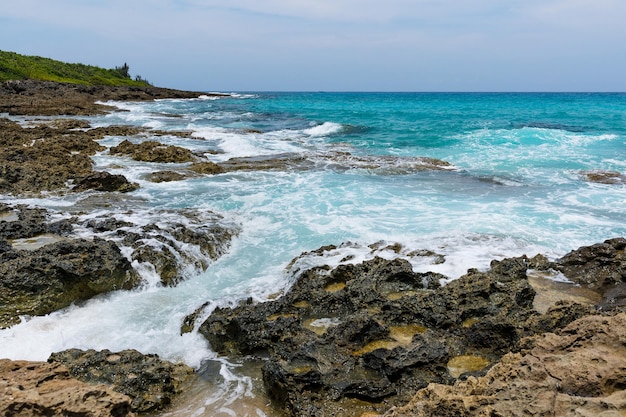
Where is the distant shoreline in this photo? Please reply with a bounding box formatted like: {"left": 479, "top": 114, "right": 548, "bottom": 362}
{"left": 0, "top": 79, "right": 226, "bottom": 116}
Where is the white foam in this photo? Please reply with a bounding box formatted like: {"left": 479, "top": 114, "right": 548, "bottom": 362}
{"left": 303, "top": 122, "right": 343, "bottom": 137}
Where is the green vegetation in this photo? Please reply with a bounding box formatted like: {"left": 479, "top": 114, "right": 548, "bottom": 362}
{"left": 0, "top": 50, "right": 151, "bottom": 86}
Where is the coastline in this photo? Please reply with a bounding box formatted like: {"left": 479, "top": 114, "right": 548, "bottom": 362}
{"left": 0, "top": 80, "right": 625, "bottom": 416}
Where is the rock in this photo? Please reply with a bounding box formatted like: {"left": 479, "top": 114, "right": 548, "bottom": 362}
{"left": 553, "top": 237, "right": 626, "bottom": 292}
{"left": 80, "top": 209, "right": 239, "bottom": 287}
{"left": 145, "top": 170, "right": 188, "bottom": 182}
{"left": 384, "top": 313, "right": 626, "bottom": 417}
{"left": 0, "top": 238, "right": 140, "bottom": 328}
{"left": 109, "top": 139, "right": 196, "bottom": 163}
{"left": 189, "top": 161, "right": 225, "bottom": 175}
{"left": 0, "top": 79, "right": 214, "bottom": 116}
{"left": 0, "top": 205, "right": 73, "bottom": 240}
{"left": 48, "top": 349, "right": 195, "bottom": 414}
{"left": 581, "top": 170, "right": 626, "bottom": 184}
{"left": 0, "top": 359, "right": 135, "bottom": 417}
{"left": 198, "top": 252, "right": 546, "bottom": 416}
{"left": 72, "top": 171, "right": 139, "bottom": 193}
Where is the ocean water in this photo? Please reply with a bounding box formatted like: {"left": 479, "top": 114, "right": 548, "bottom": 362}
{"left": 2, "top": 92, "right": 626, "bottom": 415}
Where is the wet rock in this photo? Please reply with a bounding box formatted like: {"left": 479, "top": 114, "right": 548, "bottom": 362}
{"left": 0, "top": 205, "right": 73, "bottom": 240}
{"left": 80, "top": 209, "right": 239, "bottom": 287}
{"left": 384, "top": 313, "right": 626, "bottom": 417}
{"left": 199, "top": 252, "right": 542, "bottom": 415}
{"left": 0, "top": 359, "right": 135, "bottom": 417}
{"left": 72, "top": 171, "right": 139, "bottom": 193}
{"left": 581, "top": 170, "right": 626, "bottom": 184}
{"left": 49, "top": 349, "right": 195, "bottom": 414}
{"left": 109, "top": 139, "right": 196, "bottom": 163}
{"left": 145, "top": 170, "right": 189, "bottom": 182}
{"left": 189, "top": 161, "right": 225, "bottom": 175}
{"left": 0, "top": 238, "right": 140, "bottom": 328}
{"left": 553, "top": 237, "right": 626, "bottom": 292}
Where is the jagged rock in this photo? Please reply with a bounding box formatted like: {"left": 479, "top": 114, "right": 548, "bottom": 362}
{"left": 0, "top": 359, "right": 135, "bottom": 417}
{"left": 109, "top": 139, "right": 196, "bottom": 163}
{"left": 145, "top": 170, "right": 188, "bottom": 182}
{"left": 384, "top": 313, "right": 626, "bottom": 417}
{"left": 0, "top": 204, "right": 73, "bottom": 240}
{"left": 198, "top": 253, "right": 545, "bottom": 415}
{"left": 0, "top": 238, "right": 140, "bottom": 328}
{"left": 48, "top": 349, "right": 195, "bottom": 414}
{"left": 553, "top": 237, "right": 626, "bottom": 292}
{"left": 72, "top": 171, "right": 139, "bottom": 193}
{"left": 81, "top": 209, "right": 239, "bottom": 287}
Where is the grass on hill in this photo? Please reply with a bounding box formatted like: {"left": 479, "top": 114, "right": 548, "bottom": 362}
{"left": 0, "top": 50, "right": 152, "bottom": 87}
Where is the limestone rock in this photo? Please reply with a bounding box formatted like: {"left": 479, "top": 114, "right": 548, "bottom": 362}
{"left": 48, "top": 349, "right": 195, "bottom": 414}
{"left": 0, "top": 359, "right": 135, "bottom": 417}
{"left": 109, "top": 139, "right": 196, "bottom": 163}
{"left": 384, "top": 313, "right": 626, "bottom": 417}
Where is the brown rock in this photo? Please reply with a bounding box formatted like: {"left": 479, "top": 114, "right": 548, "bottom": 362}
{"left": 109, "top": 139, "right": 196, "bottom": 163}
{"left": 72, "top": 171, "right": 139, "bottom": 193}
{"left": 384, "top": 313, "right": 626, "bottom": 417}
{"left": 0, "top": 359, "right": 135, "bottom": 417}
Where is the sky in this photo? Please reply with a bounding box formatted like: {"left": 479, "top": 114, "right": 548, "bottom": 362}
{"left": 2, "top": 0, "right": 625, "bottom": 92}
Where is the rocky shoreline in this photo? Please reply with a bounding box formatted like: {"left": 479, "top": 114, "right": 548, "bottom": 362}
{"left": 1, "top": 80, "right": 625, "bottom": 416}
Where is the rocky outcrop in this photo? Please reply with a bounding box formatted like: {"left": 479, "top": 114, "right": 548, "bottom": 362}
{"left": 109, "top": 139, "right": 196, "bottom": 163}
{"left": 80, "top": 208, "right": 239, "bottom": 286}
{"left": 0, "top": 118, "right": 143, "bottom": 195}
{"left": 0, "top": 238, "right": 140, "bottom": 328}
{"left": 0, "top": 79, "right": 215, "bottom": 116}
{"left": 198, "top": 249, "right": 584, "bottom": 416}
{"left": 0, "top": 359, "right": 135, "bottom": 417}
{"left": 551, "top": 237, "right": 626, "bottom": 293}
{"left": 48, "top": 349, "right": 195, "bottom": 414}
{"left": 384, "top": 313, "right": 626, "bottom": 417}
{"left": 0, "top": 204, "right": 73, "bottom": 240}
{"left": 196, "top": 239, "right": 625, "bottom": 416}
{"left": 72, "top": 171, "right": 139, "bottom": 193}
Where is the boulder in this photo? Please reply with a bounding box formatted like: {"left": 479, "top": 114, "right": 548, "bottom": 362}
{"left": 553, "top": 237, "right": 626, "bottom": 293}
{"left": 0, "top": 238, "right": 140, "bottom": 328}
{"left": 49, "top": 349, "right": 195, "bottom": 414}
{"left": 72, "top": 171, "right": 139, "bottom": 193}
{"left": 0, "top": 359, "right": 135, "bottom": 417}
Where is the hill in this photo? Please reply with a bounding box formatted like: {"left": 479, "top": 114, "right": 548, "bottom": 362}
{"left": 0, "top": 50, "right": 151, "bottom": 87}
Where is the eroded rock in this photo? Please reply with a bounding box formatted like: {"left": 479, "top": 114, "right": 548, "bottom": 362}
{"left": 384, "top": 313, "right": 626, "bottom": 417}
{"left": 110, "top": 139, "right": 196, "bottom": 163}
{"left": 48, "top": 349, "right": 195, "bottom": 414}
{"left": 0, "top": 359, "right": 135, "bottom": 417}
{"left": 0, "top": 238, "right": 140, "bottom": 328}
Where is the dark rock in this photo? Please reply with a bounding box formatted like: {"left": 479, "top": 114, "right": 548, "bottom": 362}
{"left": 110, "top": 139, "right": 196, "bottom": 163}
{"left": 72, "top": 171, "right": 139, "bottom": 193}
{"left": 48, "top": 349, "right": 195, "bottom": 414}
{"left": 597, "top": 282, "right": 626, "bottom": 310}
{"left": 553, "top": 237, "right": 626, "bottom": 292}
{"left": 0, "top": 238, "right": 140, "bottom": 328}
{"left": 198, "top": 252, "right": 542, "bottom": 415}
{"left": 81, "top": 209, "right": 239, "bottom": 287}
{"left": 146, "top": 170, "right": 188, "bottom": 182}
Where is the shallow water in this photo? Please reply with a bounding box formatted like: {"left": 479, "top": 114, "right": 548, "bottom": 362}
{"left": 1, "top": 92, "right": 625, "bottom": 414}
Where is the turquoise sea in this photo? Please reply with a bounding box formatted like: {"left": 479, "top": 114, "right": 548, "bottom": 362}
{"left": 1, "top": 92, "right": 626, "bottom": 415}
